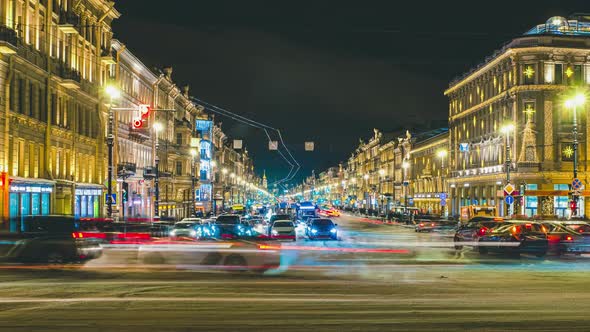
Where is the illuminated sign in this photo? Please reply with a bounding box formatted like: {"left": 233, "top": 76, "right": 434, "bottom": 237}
{"left": 459, "top": 143, "right": 469, "bottom": 152}
{"left": 10, "top": 185, "right": 53, "bottom": 193}
{"left": 196, "top": 120, "right": 212, "bottom": 131}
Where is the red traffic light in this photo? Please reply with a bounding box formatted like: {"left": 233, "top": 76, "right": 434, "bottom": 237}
{"left": 139, "top": 104, "right": 150, "bottom": 119}
{"left": 132, "top": 118, "right": 144, "bottom": 129}
{"left": 570, "top": 200, "right": 577, "bottom": 211}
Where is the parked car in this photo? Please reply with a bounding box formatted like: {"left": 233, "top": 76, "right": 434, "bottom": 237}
{"left": 454, "top": 217, "right": 505, "bottom": 250}
{"left": 541, "top": 221, "right": 590, "bottom": 255}
{"left": 477, "top": 221, "right": 548, "bottom": 257}
{"left": 0, "top": 215, "right": 102, "bottom": 264}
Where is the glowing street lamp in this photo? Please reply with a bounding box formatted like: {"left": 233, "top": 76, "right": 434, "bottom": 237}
{"left": 564, "top": 92, "right": 586, "bottom": 216}
{"left": 105, "top": 85, "right": 120, "bottom": 218}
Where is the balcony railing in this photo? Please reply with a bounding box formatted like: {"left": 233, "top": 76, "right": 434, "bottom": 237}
{"left": 0, "top": 25, "right": 18, "bottom": 48}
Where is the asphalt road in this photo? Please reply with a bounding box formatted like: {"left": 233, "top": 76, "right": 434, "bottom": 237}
{"left": 2, "top": 214, "right": 590, "bottom": 331}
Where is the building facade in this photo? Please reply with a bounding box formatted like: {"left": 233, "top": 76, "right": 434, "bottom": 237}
{"left": 0, "top": 0, "right": 119, "bottom": 229}
{"left": 446, "top": 16, "right": 590, "bottom": 218}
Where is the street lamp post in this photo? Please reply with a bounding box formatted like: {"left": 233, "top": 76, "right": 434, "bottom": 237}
{"left": 402, "top": 161, "right": 410, "bottom": 214}
{"left": 437, "top": 149, "right": 448, "bottom": 217}
{"left": 378, "top": 169, "right": 385, "bottom": 215}
{"left": 190, "top": 149, "right": 197, "bottom": 217}
{"left": 105, "top": 86, "right": 120, "bottom": 219}
{"left": 222, "top": 168, "right": 228, "bottom": 210}
{"left": 153, "top": 122, "right": 163, "bottom": 217}
{"left": 363, "top": 174, "right": 369, "bottom": 212}
{"left": 210, "top": 160, "right": 217, "bottom": 214}
{"left": 565, "top": 93, "right": 586, "bottom": 215}
{"left": 501, "top": 123, "right": 515, "bottom": 217}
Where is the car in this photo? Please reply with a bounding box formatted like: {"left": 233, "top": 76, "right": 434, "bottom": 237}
{"left": 319, "top": 207, "right": 341, "bottom": 217}
{"left": 540, "top": 221, "right": 590, "bottom": 255}
{"left": 269, "top": 220, "right": 296, "bottom": 241}
{"left": 215, "top": 214, "right": 242, "bottom": 239}
{"left": 454, "top": 217, "right": 505, "bottom": 249}
{"left": 0, "top": 215, "right": 102, "bottom": 264}
{"left": 249, "top": 217, "right": 266, "bottom": 234}
{"left": 415, "top": 220, "right": 441, "bottom": 232}
{"left": 169, "top": 222, "right": 198, "bottom": 238}
{"left": 307, "top": 218, "right": 338, "bottom": 240}
{"left": 477, "top": 221, "right": 548, "bottom": 257}
{"left": 138, "top": 238, "right": 282, "bottom": 273}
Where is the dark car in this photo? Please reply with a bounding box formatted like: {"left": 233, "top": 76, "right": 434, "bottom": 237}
{"left": 541, "top": 221, "right": 590, "bottom": 255}
{"left": 454, "top": 217, "right": 505, "bottom": 250}
{"left": 307, "top": 218, "right": 338, "bottom": 240}
{"left": 215, "top": 214, "right": 243, "bottom": 238}
{"left": 0, "top": 215, "right": 102, "bottom": 264}
{"left": 477, "top": 221, "right": 548, "bottom": 257}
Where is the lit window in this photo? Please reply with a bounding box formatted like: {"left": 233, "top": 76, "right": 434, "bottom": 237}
{"left": 544, "top": 63, "right": 554, "bottom": 83}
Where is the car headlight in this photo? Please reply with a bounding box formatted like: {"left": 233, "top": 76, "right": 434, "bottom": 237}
{"left": 169, "top": 230, "right": 176, "bottom": 236}
{"left": 271, "top": 229, "right": 278, "bottom": 235}
{"left": 330, "top": 228, "right": 337, "bottom": 233}
{"left": 311, "top": 229, "right": 318, "bottom": 234}
{"left": 190, "top": 230, "right": 197, "bottom": 237}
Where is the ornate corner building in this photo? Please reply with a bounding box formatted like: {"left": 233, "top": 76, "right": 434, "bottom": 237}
{"left": 0, "top": 0, "right": 119, "bottom": 230}
{"left": 446, "top": 16, "right": 590, "bottom": 218}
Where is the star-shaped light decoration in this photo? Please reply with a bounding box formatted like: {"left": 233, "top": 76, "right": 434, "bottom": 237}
{"left": 524, "top": 66, "right": 535, "bottom": 79}
{"left": 524, "top": 104, "right": 536, "bottom": 116}
{"left": 563, "top": 146, "right": 574, "bottom": 159}
{"left": 565, "top": 67, "right": 574, "bottom": 78}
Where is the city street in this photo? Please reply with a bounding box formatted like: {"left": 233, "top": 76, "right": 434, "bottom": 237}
{"left": 2, "top": 215, "right": 590, "bottom": 331}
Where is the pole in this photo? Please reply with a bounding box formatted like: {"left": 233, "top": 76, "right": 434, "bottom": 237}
{"left": 441, "top": 155, "right": 446, "bottom": 217}
{"left": 573, "top": 104, "right": 579, "bottom": 215}
{"left": 573, "top": 104, "right": 578, "bottom": 179}
{"left": 107, "top": 98, "right": 114, "bottom": 218}
{"left": 505, "top": 129, "right": 511, "bottom": 217}
{"left": 191, "top": 158, "right": 195, "bottom": 217}
{"left": 154, "top": 132, "right": 160, "bottom": 217}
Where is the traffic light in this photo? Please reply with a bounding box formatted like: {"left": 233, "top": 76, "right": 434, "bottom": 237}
{"left": 570, "top": 200, "right": 577, "bottom": 215}
{"left": 132, "top": 104, "right": 151, "bottom": 129}
{"left": 122, "top": 182, "right": 129, "bottom": 202}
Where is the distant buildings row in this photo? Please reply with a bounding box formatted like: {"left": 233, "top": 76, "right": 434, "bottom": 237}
{"left": 0, "top": 0, "right": 264, "bottom": 229}
{"left": 307, "top": 15, "right": 590, "bottom": 218}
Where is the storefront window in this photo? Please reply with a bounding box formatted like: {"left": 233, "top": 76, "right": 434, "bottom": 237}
{"left": 9, "top": 193, "right": 18, "bottom": 232}
{"left": 87, "top": 196, "right": 94, "bottom": 217}
{"left": 525, "top": 184, "right": 538, "bottom": 217}
{"left": 41, "top": 193, "right": 50, "bottom": 215}
{"left": 20, "top": 194, "right": 30, "bottom": 216}
{"left": 81, "top": 196, "right": 88, "bottom": 217}
{"left": 75, "top": 195, "right": 81, "bottom": 217}
{"left": 554, "top": 184, "right": 568, "bottom": 217}
{"left": 31, "top": 193, "right": 40, "bottom": 215}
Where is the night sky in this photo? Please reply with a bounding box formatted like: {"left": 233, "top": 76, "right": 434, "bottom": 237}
{"left": 112, "top": 0, "right": 587, "bottom": 185}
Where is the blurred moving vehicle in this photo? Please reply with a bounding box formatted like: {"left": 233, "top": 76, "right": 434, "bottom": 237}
{"left": 454, "top": 217, "right": 505, "bottom": 250}
{"left": 415, "top": 220, "right": 441, "bottom": 232}
{"left": 319, "top": 206, "right": 341, "bottom": 217}
{"left": 477, "top": 221, "right": 548, "bottom": 257}
{"left": 138, "top": 239, "right": 281, "bottom": 273}
{"left": 169, "top": 222, "right": 198, "bottom": 239}
{"left": 0, "top": 215, "right": 102, "bottom": 264}
{"left": 307, "top": 218, "right": 338, "bottom": 240}
{"left": 541, "top": 221, "right": 590, "bottom": 255}
{"left": 459, "top": 205, "right": 497, "bottom": 223}
{"left": 269, "top": 220, "right": 296, "bottom": 241}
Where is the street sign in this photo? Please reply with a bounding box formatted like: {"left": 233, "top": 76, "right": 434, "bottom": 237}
{"left": 505, "top": 195, "right": 514, "bottom": 205}
{"left": 403, "top": 181, "right": 409, "bottom": 187}
{"left": 459, "top": 143, "right": 469, "bottom": 152}
{"left": 440, "top": 193, "right": 447, "bottom": 199}
{"left": 503, "top": 183, "right": 515, "bottom": 196}
{"left": 440, "top": 199, "right": 446, "bottom": 206}
{"left": 105, "top": 193, "right": 117, "bottom": 205}
{"left": 572, "top": 178, "right": 583, "bottom": 190}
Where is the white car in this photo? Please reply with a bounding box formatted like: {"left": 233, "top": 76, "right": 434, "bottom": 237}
{"left": 269, "top": 220, "right": 296, "bottom": 241}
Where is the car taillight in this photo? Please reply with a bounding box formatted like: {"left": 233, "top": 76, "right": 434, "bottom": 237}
{"left": 477, "top": 227, "right": 488, "bottom": 236}
{"left": 419, "top": 223, "right": 424, "bottom": 227}
{"left": 71, "top": 232, "right": 84, "bottom": 238}
{"left": 431, "top": 223, "right": 435, "bottom": 227}
{"left": 564, "top": 235, "right": 574, "bottom": 241}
